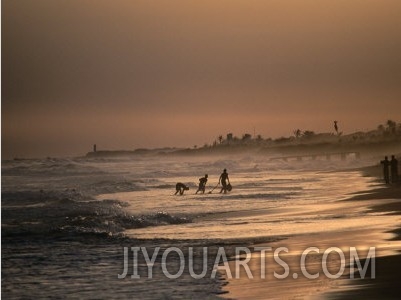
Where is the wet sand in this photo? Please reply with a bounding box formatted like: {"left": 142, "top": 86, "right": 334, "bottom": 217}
{"left": 221, "top": 178, "right": 401, "bottom": 299}
{"left": 322, "top": 184, "right": 401, "bottom": 299}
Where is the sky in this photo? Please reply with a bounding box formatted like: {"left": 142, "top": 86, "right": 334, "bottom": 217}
{"left": 2, "top": 0, "right": 401, "bottom": 158}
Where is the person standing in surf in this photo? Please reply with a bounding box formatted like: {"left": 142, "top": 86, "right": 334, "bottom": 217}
{"left": 196, "top": 174, "right": 208, "bottom": 194}
{"left": 219, "top": 169, "right": 230, "bottom": 194}
{"left": 380, "top": 156, "right": 390, "bottom": 184}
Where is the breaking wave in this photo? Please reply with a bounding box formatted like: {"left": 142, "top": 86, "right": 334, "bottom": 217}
{"left": 2, "top": 189, "right": 192, "bottom": 239}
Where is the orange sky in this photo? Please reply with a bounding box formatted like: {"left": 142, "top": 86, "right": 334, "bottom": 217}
{"left": 2, "top": 0, "right": 401, "bottom": 158}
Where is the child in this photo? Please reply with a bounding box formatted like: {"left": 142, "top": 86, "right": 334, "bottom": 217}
{"left": 196, "top": 174, "right": 208, "bottom": 194}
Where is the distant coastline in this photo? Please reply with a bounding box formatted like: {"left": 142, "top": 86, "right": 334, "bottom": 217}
{"left": 86, "top": 121, "right": 401, "bottom": 158}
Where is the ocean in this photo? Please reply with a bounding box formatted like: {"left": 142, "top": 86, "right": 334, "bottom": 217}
{"left": 1, "top": 154, "right": 393, "bottom": 299}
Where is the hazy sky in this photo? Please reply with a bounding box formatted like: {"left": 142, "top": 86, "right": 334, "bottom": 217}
{"left": 2, "top": 0, "right": 401, "bottom": 158}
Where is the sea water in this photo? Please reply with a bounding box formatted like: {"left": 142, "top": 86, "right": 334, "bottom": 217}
{"left": 1, "top": 154, "right": 395, "bottom": 299}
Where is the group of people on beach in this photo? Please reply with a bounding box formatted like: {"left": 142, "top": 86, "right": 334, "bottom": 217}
{"left": 381, "top": 155, "right": 399, "bottom": 184}
{"left": 175, "top": 169, "right": 231, "bottom": 195}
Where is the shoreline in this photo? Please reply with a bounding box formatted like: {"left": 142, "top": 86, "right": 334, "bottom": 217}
{"left": 321, "top": 183, "right": 401, "bottom": 299}
{"left": 220, "top": 168, "right": 401, "bottom": 299}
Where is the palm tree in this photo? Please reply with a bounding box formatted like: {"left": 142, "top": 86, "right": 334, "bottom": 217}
{"left": 293, "top": 129, "right": 301, "bottom": 138}
{"left": 386, "top": 120, "right": 396, "bottom": 134}
{"left": 334, "top": 121, "right": 339, "bottom": 135}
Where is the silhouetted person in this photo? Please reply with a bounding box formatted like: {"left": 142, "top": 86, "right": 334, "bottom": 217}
{"left": 196, "top": 174, "right": 208, "bottom": 194}
{"left": 219, "top": 169, "right": 230, "bottom": 194}
{"left": 381, "top": 156, "right": 390, "bottom": 184}
{"left": 390, "top": 155, "right": 398, "bottom": 183}
{"left": 175, "top": 183, "right": 189, "bottom": 195}
{"left": 334, "top": 121, "right": 339, "bottom": 135}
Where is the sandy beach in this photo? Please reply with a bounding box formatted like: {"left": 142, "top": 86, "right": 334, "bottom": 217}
{"left": 221, "top": 173, "right": 401, "bottom": 299}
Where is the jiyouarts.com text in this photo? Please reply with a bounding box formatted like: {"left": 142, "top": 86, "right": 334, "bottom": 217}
{"left": 118, "top": 246, "right": 375, "bottom": 280}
